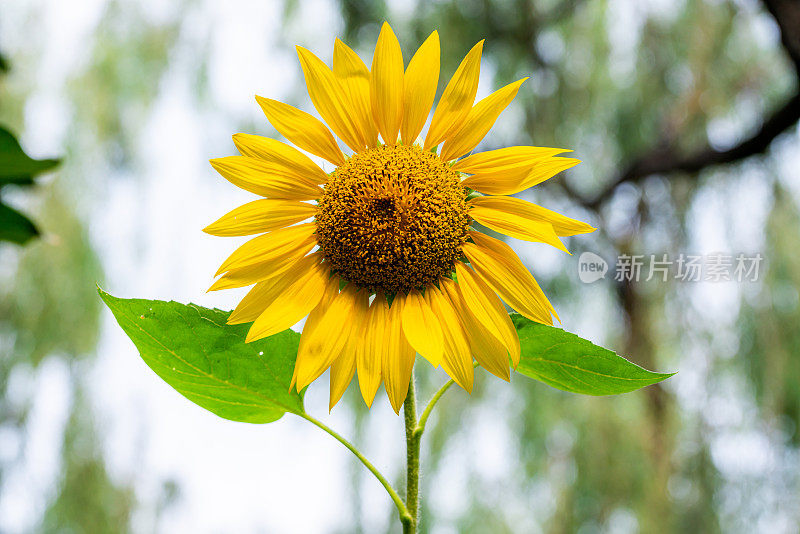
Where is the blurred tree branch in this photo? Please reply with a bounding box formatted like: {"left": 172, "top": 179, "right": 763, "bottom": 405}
{"left": 577, "top": 94, "right": 800, "bottom": 209}
{"left": 764, "top": 0, "right": 800, "bottom": 74}
{"left": 476, "top": 0, "right": 587, "bottom": 68}
{"left": 575, "top": 0, "right": 800, "bottom": 210}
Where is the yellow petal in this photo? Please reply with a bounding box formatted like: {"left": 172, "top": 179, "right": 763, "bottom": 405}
{"left": 370, "top": 22, "right": 404, "bottom": 146}
{"left": 208, "top": 240, "right": 315, "bottom": 291}
{"left": 295, "top": 284, "right": 363, "bottom": 390}
{"left": 297, "top": 46, "right": 364, "bottom": 152}
{"left": 213, "top": 223, "right": 316, "bottom": 276}
{"left": 296, "top": 274, "right": 341, "bottom": 340}
{"left": 401, "top": 31, "right": 439, "bottom": 145}
{"left": 228, "top": 253, "right": 323, "bottom": 325}
{"left": 464, "top": 233, "right": 557, "bottom": 325}
{"left": 290, "top": 274, "right": 340, "bottom": 391}
{"left": 204, "top": 199, "right": 317, "bottom": 237}
{"left": 425, "top": 284, "right": 474, "bottom": 392}
{"left": 359, "top": 293, "right": 386, "bottom": 407}
{"left": 328, "top": 350, "right": 356, "bottom": 411}
{"left": 210, "top": 257, "right": 301, "bottom": 292}
{"left": 461, "top": 157, "right": 580, "bottom": 195}
{"left": 399, "top": 289, "right": 444, "bottom": 366}
{"left": 441, "top": 277, "right": 510, "bottom": 380}
{"left": 328, "top": 291, "right": 369, "bottom": 410}
{"left": 255, "top": 96, "right": 344, "bottom": 166}
{"left": 440, "top": 78, "right": 527, "bottom": 161}
{"left": 232, "top": 134, "right": 328, "bottom": 184}
{"left": 209, "top": 156, "right": 322, "bottom": 199}
{"left": 452, "top": 146, "right": 571, "bottom": 174}
{"left": 469, "top": 205, "right": 569, "bottom": 253}
{"left": 459, "top": 163, "right": 537, "bottom": 194}
{"left": 333, "top": 39, "right": 377, "bottom": 149}
{"left": 228, "top": 281, "right": 283, "bottom": 325}
{"left": 424, "top": 40, "right": 484, "bottom": 150}
{"left": 470, "top": 196, "right": 594, "bottom": 237}
{"left": 245, "top": 257, "right": 329, "bottom": 342}
{"left": 455, "top": 262, "right": 520, "bottom": 365}
{"left": 383, "top": 299, "right": 416, "bottom": 414}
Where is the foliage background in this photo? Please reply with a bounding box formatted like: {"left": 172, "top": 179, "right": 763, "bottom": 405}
{"left": 1, "top": 0, "right": 799, "bottom": 532}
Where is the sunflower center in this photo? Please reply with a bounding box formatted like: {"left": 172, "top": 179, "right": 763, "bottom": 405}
{"left": 315, "top": 144, "right": 469, "bottom": 294}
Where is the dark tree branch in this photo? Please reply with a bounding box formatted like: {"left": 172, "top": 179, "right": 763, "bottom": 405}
{"left": 578, "top": 0, "right": 800, "bottom": 211}
{"left": 580, "top": 93, "right": 800, "bottom": 209}
{"left": 763, "top": 0, "right": 800, "bottom": 75}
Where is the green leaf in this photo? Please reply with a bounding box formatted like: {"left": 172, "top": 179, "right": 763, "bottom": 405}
{"left": 99, "top": 289, "right": 305, "bottom": 423}
{"left": 0, "top": 126, "right": 60, "bottom": 245}
{"left": 0, "top": 126, "right": 60, "bottom": 186}
{"left": 512, "top": 315, "right": 673, "bottom": 395}
{"left": 0, "top": 201, "right": 39, "bottom": 244}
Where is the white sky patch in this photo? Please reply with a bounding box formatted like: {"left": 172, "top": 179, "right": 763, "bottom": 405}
{"left": 0, "top": 359, "right": 73, "bottom": 533}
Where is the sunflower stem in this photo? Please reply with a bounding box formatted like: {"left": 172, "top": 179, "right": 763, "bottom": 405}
{"left": 415, "top": 362, "right": 478, "bottom": 439}
{"left": 403, "top": 375, "right": 421, "bottom": 534}
{"left": 299, "top": 412, "right": 411, "bottom": 526}
{"left": 414, "top": 378, "right": 455, "bottom": 439}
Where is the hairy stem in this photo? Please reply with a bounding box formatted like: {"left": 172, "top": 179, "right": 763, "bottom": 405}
{"left": 403, "top": 363, "right": 478, "bottom": 530}
{"left": 415, "top": 378, "right": 456, "bottom": 439}
{"left": 416, "top": 362, "right": 477, "bottom": 438}
{"left": 403, "top": 376, "right": 421, "bottom": 533}
{"left": 299, "top": 412, "right": 411, "bottom": 526}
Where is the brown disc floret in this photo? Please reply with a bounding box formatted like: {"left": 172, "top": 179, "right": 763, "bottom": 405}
{"left": 315, "top": 144, "right": 469, "bottom": 294}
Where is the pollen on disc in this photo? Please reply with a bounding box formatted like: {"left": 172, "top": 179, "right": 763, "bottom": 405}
{"left": 315, "top": 144, "right": 469, "bottom": 294}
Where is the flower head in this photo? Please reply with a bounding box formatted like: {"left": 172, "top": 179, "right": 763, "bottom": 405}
{"left": 205, "top": 23, "right": 594, "bottom": 413}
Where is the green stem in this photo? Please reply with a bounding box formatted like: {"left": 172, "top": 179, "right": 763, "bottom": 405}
{"left": 415, "top": 378, "right": 455, "bottom": 439}
{"left": 416, "top": 362, "right": 477, "bottom": 438}
{"left": 404, "top": 375, "right": 421, "bottom": 533}
{"left": 302, "top": 364, "right": 472, "bottom": 533}
{"left": 299, "top": 412, "right": 411, "bottom": 526}
{"left": 402, "top": 363, "right": 479, "bottom": 531}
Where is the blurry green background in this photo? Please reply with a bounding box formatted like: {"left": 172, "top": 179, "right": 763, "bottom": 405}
{"left": 1, "top": 0, "right": 799, "bottom": 532}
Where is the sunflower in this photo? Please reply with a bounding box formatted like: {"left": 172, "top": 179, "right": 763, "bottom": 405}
{"left": 205, "top": 23, "right": 594, "bottom": 413}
